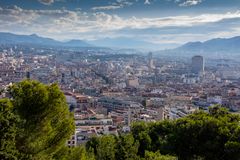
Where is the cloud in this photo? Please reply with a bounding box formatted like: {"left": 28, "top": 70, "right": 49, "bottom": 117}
{"left": 92, "top": 0, "right": 134, "bottom": 11}
{"left": 113, "top": 0, "right": 134, "bottom": 6}
{"left": 38, "top": 0, "right": 54, "bottom": 5}
{"left": 144, "top": 0, "right": 151, "bottom": 5}
{"left": 1, "top": 6, "right": 240, "bottom": 31}
{"left": 178, "top": 0, "right": 202, "bottom": 7}
{"left": 92, "top": 5, "right": 123, "bottom": 11}
{"left": 0, "top": 5, "right": 240, "bottom": 45}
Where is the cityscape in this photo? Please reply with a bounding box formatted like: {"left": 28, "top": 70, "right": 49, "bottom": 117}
{"left": 1, "top": 0, "right": 240, "bottom": 160}
{"left": 1, "top": 42, "right": 240, "bottom": 146}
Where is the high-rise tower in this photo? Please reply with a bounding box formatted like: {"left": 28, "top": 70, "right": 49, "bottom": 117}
{"left": 148, "top": 52, "right": 154, "bottom": 70}
{"left": 191, "top": 55, "right": 204, "bottom": 74}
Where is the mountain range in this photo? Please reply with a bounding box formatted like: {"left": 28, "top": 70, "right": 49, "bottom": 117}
{"left": 1, "top": 32, "right": 240, "bottom": 54}
{"left": 0, "top": 32, "right": 92, "bottom": 48}
{"left": 177, "top": 36, "right": 240, "bottom": 53}
{"left": 0, "top": 32, "right": 173, "bottom": 50}
{"left": 89, "top": 37, "right": 176, "bottom": 50}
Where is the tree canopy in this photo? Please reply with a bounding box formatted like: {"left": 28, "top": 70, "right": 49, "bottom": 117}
{"left": 0, "top": 99, "right": 19, "bottom": 160}
{"left": 131, "top": 106, "right": 240, "bottom": 160}
{"left": 1, "top": 80, "right": 75, "bottom": 159}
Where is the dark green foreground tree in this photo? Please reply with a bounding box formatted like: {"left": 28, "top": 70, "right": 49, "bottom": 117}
{"left": 12, "top": 80, "right": 75, "bottom": 159}
{"left": 86, "top": 133, "right": 176, "bottom": 160}
{"left": 0, "top": 80, "right": 75, "bottom": 159}
{"left": 132, "top": 106, "right": 240, "bottom": 160}
{"left": 0, "top": 99, "right": 19, "bottom": 159}
{"left": 172, "top": 107, "right": 240, "bottom": 160}
{"left": 86, "top": 134, "right": 140, "bottom": 160}
{"left": 53, "top": 145, "right": 95, "bottom": 160}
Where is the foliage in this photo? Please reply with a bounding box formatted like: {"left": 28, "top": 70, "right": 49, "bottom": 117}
{"left": 53, "top": 146, "right": 95, "bottom": 160}
{"left": 131, "top": 106, "right": 240, "bottom": 160}
{"left": 172, "top": 106, "right": 240, "bottom": 160}
{"left": 144, "top": 151, "right": 177, "bottom": 160}
{"left": 86, "top": 134, "right": 140, "bottom": 160}
{"left": 0, "top": 99, "right": 19, "bottom": 160}
{"left": 7, "top": 80, "right": 75, "bottom": 159}
{"left": 131, "top": 121, "right": 152, "bottom": 157}
{"left": 96, "top": 135, "right": 116, "bottom": 160}
{"left": 115, "top": 134, "right": 140, "bottom": 160}
{"left": 86, "top": 135, "right": 116, "bottom": 160}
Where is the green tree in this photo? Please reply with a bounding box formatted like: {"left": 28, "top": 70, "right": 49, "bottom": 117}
{"left": 171, "top": 106, "right": 240, "bottom": 160}
{"left": 131, "top": 106, "right": 240, "bottom": 160}
{"left": 115, "top": 134, "right": 140, "bottom": 160}
{"left": 86, "top": 135, "right": 116, "bottom": 160}
{"left": 66, "top": 146, "right": 93, "bottom": 160}
{"left": 9, "top": 80, "right": 75, "bottom": 159}
{"left": 0, "top": 99, "right": 19, "bottom": 160}
{"left": 86, "top": 137, "right": 99, "bottom": 156}
{"left": 148, "top": 120, "right": 175, "bottom": 155}
{"left": 96, "top": 135, "right": 116, "bottom": 160}
{"left": 131, "top": 122, "right": 152, "bottom": 157}
{"left": 144, "top": 151, "right": 177, "bottom": 160}
{"left": 53, "top": 146, "right": 95, "bottom": 160}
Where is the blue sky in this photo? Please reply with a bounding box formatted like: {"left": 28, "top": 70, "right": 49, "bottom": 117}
{"left": 0, "top": 0, "right": 240, "bottom": 48}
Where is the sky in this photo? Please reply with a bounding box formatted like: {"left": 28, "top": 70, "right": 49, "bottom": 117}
{"left": 1, "top": 0, "right": 240, "bottom": 48}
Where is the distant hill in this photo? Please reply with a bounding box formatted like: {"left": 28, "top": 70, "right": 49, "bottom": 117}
{"left": 177, "top": 36, "right": 240, "bottom": 53}
{"left": 0, "top": 32, "right": 180, "bottom": 51}
{"left": 64, "top": 39, "right": 91, "bottom": 47}
{"left": 0, "top": 32, "right": 92, "bottom": 48}
{"left": 89, "top": 37, "right": 170, "bottom": 50}
{"left": 154, "top": 36, "right": 240, "bottom": 58}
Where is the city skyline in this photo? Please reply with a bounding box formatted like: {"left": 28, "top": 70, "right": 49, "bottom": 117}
{"left": 1, "top": 0, "right": 240, "bottom": 49}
